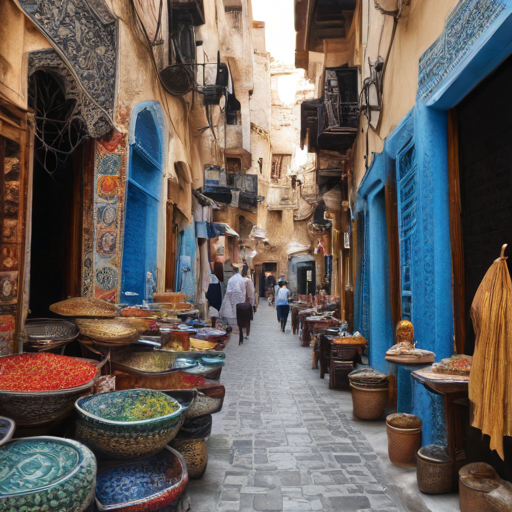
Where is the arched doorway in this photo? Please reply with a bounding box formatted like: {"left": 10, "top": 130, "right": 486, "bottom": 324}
{"left": 121, "top": 102, "right": 164, "bottom": 304}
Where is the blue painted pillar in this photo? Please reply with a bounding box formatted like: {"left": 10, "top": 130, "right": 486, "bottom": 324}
{"left": 410, "top": 103, "right": 453, "bottom": 446}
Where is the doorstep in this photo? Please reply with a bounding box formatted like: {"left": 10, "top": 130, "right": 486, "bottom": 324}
{"left": 355, "top": 417, "right": 460, "bottom": 512}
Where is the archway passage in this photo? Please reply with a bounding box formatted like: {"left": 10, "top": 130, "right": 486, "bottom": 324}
{"left": 28, "top": 70, "right": 88, "bottom": 317}
{"left": 121, "top": 105, "right": 163, "bottom": 304}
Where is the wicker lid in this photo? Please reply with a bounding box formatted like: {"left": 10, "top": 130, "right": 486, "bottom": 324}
{"left": 349, "top": 367, "right": 387, "bottom": 385}
{"left": 459, "top": 463, "right": 501, "bottom": 492}
{"left": 417, "top": 445, "right": 451, "bottom": 464}
{"left": 50, "top": 297, "right": 116, "bottom": 317}
{"left": 76, "top": 319, "right": 139, "bottom": 343}
{"left": 386, "top": 413, "right": 422, "bottom": 429}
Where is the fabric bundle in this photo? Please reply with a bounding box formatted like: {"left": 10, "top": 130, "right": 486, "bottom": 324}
{"left": 469, "top": 244, "right": 512, "bottom": 460}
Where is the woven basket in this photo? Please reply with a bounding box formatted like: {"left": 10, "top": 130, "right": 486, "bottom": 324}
{"left": 49, "top": 297, "right": 116, "bottom": 317}
{"left": 350, "top": 383, "right": 389, "bottom": 420}
{"left": 386, "top": 416, "right": 422, "bottom": 467}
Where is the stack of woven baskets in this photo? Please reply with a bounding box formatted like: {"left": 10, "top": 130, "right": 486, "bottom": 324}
{"left": 348, "top": 368, "right": 389, "bottom": 420}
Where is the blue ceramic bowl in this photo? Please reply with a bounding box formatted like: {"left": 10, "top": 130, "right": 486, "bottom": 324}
{"left": 95, "top": 446, "right": 188, "bottom": 511}
{"left": 0, "top": 436, "right": 96, "bottom": 512}
{"left": 75, "top": 389, "right": 183, "bottom": 460}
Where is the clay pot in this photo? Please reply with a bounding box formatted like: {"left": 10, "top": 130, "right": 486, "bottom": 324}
{"left": 350, "top": 383, "right": 389, "bottom": 420}
{"left": 386, "top": 413, "right": 422, "bottom": 467}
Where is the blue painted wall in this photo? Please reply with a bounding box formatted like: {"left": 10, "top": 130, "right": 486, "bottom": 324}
{"left": 355, "top": 0, "right": 512, "bottom": 446}
{"left": 121, "top": 102, "right": 164, "bottom": 304}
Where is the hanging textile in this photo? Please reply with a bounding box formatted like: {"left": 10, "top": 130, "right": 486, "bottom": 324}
{"left": 469, "top": 244, "right": 512, "bottom": 460}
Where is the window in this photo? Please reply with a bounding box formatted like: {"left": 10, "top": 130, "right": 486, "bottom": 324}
{"left": 226, "top": 157, "right": 242, "bottom": 173}
{"left": 396, "top": 140, "right": 417, "bottom": 321}
{"left": 271, "top": 154, "right": 291, "bottom": 182}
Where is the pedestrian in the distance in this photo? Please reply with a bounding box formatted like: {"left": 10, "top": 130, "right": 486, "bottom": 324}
{"left": 276, "top": 281, "right": 290, "bottom": 333}
{"left": 236, "top": 301, "right": 253, "bottom": 345}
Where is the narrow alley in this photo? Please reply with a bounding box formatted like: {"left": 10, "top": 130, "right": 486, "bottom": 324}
{"left": 189, "top": 304, "right": 400, "bottom": 512}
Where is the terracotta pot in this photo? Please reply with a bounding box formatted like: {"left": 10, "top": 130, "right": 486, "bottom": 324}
{"left": 350, "top": 383, "right": 389, "bottom": 420}
{"left": 386, "top": 415, "right": 422, "bottom": 468}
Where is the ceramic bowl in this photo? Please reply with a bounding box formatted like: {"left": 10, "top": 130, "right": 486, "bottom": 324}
{"left": 0, "top": 416, "right": 14, "bottom": 446}
{"left": 75, "top": 389, "right": 183, "bottom": 460}
{"left": 0, "top": 436, "right": 96, "bottom": 512}
{"left": 0, "top": 375, "right": 97, "bottom": 427}
{"left": 170, "top": 438, "right": 208, "bottom": 479}
{"left": 95, "top": 446, "right": 188, "bottom": 511}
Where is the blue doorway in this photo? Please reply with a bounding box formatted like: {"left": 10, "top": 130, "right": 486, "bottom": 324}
{"left": 121, "top": 103, "right": 164, "bottom": 304}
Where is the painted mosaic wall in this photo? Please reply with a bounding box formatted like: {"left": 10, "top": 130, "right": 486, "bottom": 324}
{"left": 83, "top": 131, "right": 128, "bottom": 302}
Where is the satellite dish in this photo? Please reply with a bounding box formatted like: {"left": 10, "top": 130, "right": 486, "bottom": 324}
{"left": 160, "top": 65, "right": 194, "bottom": 96}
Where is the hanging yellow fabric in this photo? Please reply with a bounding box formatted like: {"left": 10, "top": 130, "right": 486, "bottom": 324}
{"left": 469, "top": 244, "right": 512, "bottom": 460}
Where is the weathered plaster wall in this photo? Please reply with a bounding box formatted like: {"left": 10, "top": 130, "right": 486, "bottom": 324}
{"left": 353, "top": 0, "right": 459, "bottom": 188}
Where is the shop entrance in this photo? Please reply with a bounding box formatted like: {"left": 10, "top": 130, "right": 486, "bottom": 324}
{"left": 259, "top": 262, "right": 277, "bottom": 297}
{"left": 455, "top": 53, "right": 512, "bottom": 355}
{"left": 297, "top": 261, "right": 316, "bottom": 295}
{"left": 28, "top": 70, "right": 87, "bottom": 317}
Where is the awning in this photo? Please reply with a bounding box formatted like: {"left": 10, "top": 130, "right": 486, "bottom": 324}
{"left": 249, "top": 226, "right": 267, "bottom": 240}
{"left": 193, "top": 189, "right": 221, "bottom": 208}
{"left": 287, "top": 241, "right": 311, "bottom": 255}
{"left": 213, "top": 223, "right": 239, "bottom": 238}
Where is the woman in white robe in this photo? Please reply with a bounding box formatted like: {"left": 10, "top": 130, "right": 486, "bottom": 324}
{"left": 219, "top": 267, "right": 246, "bottom": 328}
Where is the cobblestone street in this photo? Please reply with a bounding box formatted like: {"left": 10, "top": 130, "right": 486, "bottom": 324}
{"left": 188, "top": 304, "right": 401, "bottom": 512}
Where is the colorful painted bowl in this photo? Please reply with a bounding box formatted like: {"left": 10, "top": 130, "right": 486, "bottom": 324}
{"left": 95, "top": 446, "right": 188, "bottom": 511}
{"left": 75, "top": 389, "right": 183, "bottom": 460}
{"left": 0, "top": 355, "right": 99, "bottom": 427}
{"left": 170, "top": 438, "right": 208, "bottom": 479}
{"left": 0, "top": 416, "right": 14, "bottom": 447}
{"left": 0, "top": 436, "right": 96, "bottom": 512}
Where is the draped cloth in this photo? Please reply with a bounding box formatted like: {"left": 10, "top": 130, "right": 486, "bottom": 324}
{"left": 219, "top": 273, "right": 246, "bottom": 319}
{"left": 469, "top": 245, "right": 512, "bottom": 460}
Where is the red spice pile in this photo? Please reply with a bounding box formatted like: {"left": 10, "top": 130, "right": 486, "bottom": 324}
{"left": 0, "top": 353, "right": 97, "bottom": 392}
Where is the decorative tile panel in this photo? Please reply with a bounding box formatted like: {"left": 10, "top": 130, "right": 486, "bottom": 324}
{"left": 418, "top": 0, "right": 506, "bottom": 100}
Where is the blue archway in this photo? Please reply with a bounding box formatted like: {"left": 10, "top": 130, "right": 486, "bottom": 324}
{"left": 121, "top": 102, "right": 165, "bottom": 304}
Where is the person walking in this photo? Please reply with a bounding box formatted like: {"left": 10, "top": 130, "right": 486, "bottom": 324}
{"left": 219, "top": 265, "right": 246, "bottom": 332}
{"left": 276, "top": 281, "right": 290, "bottom": 333}
{"left": 242, "top": 267, "right": 256, "bottom": 312}
{"left": 236, "top": 301, "right": 253, "bottom": 345}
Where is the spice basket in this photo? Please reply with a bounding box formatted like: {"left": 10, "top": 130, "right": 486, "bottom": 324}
{"left": 350, "top": 383, "right": 389, "bottom": 420}
{"left": 0, "top": 354, "right": 99, "bottom": 427}
{"left": 416, "top": 445, "right": 453, "bottom": 494}
{"left": 386, "top": 413, "right": 422, "bottom": 467}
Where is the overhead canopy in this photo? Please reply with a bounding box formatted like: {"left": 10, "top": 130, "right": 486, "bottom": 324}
{"left": 287, "top": 241, "right": 311, "bottom": 255}
{"left": 213, "top": 223, "right": 239, "bottom": 238}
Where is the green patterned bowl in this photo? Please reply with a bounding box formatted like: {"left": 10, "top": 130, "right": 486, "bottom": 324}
{"left": 75, "top": 389, "right": 183, "bottom": 460}
{"left": 0, "top": 436, "right": 96, "bottom": 512}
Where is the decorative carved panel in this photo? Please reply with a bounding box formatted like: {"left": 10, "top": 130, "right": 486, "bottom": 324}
{"left": 417, "top": 0, "right": 506, "bottom": 100}
{"left": 20, "top": 0, "right": 116, "bottom": 137}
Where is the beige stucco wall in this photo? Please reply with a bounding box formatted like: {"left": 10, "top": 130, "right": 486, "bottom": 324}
{"left": 352, "top": 0, "right": 459, "bottom": 188}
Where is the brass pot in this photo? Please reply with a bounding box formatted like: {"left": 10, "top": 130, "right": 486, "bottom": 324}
{"left": 386, "top": 414, "right": 422, "bottom": 468}
{"left": 350, "top": 383, "right": 389, "bottom": 420}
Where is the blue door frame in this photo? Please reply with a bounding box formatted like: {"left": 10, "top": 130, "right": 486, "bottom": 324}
{"left": 355, "top": 0, "right": 512, "bottom": 446}
{"left": 121, "top": 102, "right": 165, "bottom": 304}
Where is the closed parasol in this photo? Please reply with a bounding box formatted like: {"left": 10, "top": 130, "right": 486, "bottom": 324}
{"left": 469, "top": 244, "right": 512, "bottom": 460}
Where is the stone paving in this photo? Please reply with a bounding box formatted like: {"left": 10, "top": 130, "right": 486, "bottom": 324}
{"left": 188, "top": 303, "right": 401, "bottom": 512}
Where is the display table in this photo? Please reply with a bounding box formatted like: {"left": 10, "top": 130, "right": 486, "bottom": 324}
{"left": 322, "top": 336, "right": 366, "bottom": 389}
{"left": 301, "top": 316, "right": 340, "bottom": 348}
{"left": 412, "top": 367, "right": 469, "bottom": 490}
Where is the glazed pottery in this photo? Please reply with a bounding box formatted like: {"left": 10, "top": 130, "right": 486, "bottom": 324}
{"left": 0, "top": 373, "right": 97, "bottom": 427}
{"left": 75, "top": 389, "right": 183, "bottom": 460}
{"left": 170, "top": 438, "right": 208, "bottom": 479}
{"left": 0, "top": 436, "right": 96, "bottom": 512}
{"left": 0, "top": 416, "right": 14, "bottom": 446}
{"left": 95, "top": 446, "right": 188, "bottom": 511}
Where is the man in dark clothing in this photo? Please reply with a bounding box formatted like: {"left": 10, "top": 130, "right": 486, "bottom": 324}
{"left": 236, "top": 302, "right": 253, "bottom": 345}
